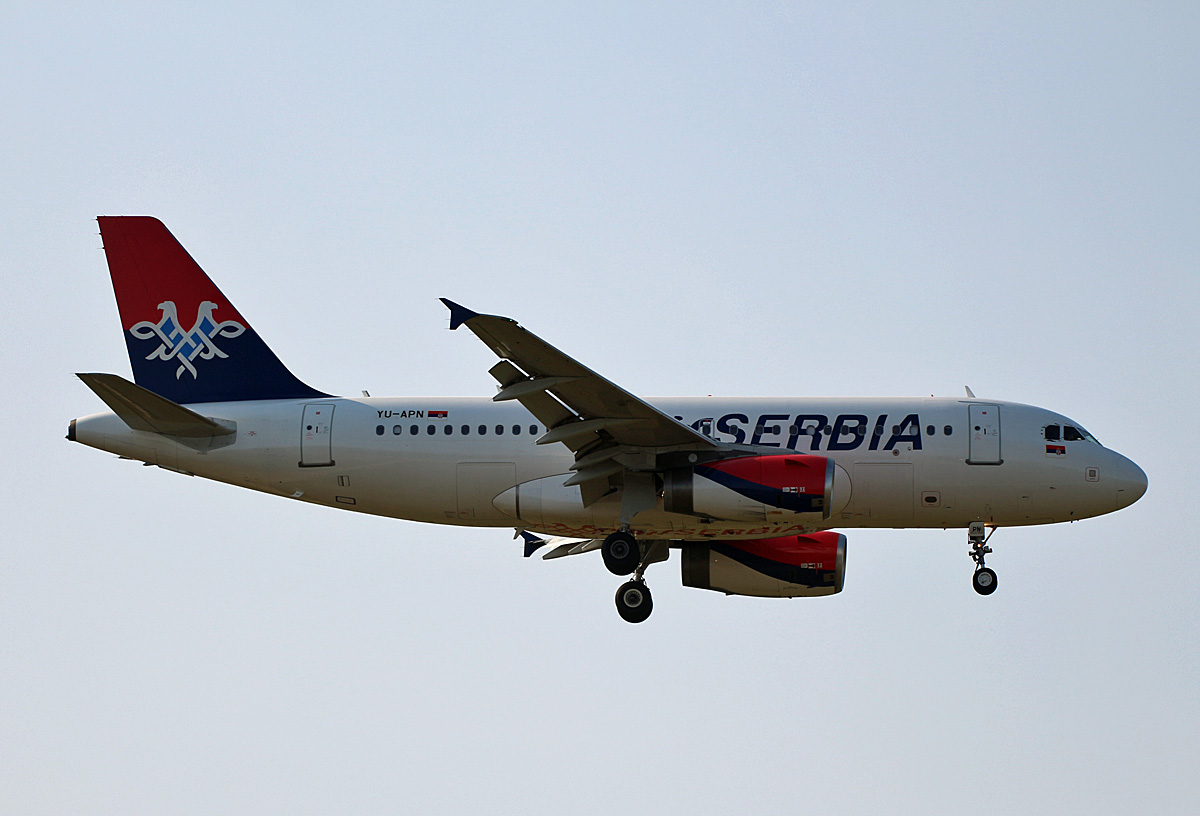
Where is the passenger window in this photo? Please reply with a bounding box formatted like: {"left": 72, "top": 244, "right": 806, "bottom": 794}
{"left": 495, "top": 425, "right": 504, "bottom": 435}
{"left": 392, "top": 425, "right": 401, "bottom": 435}
{"left": 375, "top": 425, "right": 384, "bottom": 436}
{"left": 1064, "top": 426, "right": 1085, "bottom": 442}
{"left": 461, "top": 425, "right": 469, "bottom": 435}
{"left": 943, "top": 425, "right": 953, "bottom": 436}
{"left": 1045, "top": 425, "right": 1060, "bottom": 441}
{"left": 529, "top": 425, "right": 537, "bottom": 435}
{"left": 512, "top": 424, "right": 521, "bottom": 435}
{"left": 444, "top": 425, "right": 452, "bottom": 435}
{"left": 926, "top": 425, "right": 935, "bottom": 436}
{"left": 478, "top": 425, "right": 487, "bottom": 435}
{"left": 426, "top": 425, "right": 435, "bottom": 435}
{"left": 410, "top": 425, "right": 419, "bottom": 435}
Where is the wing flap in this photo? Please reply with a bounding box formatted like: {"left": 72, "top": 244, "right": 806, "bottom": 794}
{"left": 486, "top": 361, "right": 589, "bottom": 450}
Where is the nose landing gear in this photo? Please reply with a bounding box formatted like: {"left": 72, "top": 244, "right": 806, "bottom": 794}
{"left": 968, "top": 521, "right": 998, "bottom": 596}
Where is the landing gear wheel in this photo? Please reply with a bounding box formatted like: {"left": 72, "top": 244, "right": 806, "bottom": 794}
{"left": 615, "top": 580, "right": 653, "bottom": 623}
{"left": 973, "top": 567, "right": 998, "bottom": 596}
{"left": 967, "top": 522, "right": 998, "bottom": 596}
{"left": 602, "top": 530, "right": 640, "bottom": 576}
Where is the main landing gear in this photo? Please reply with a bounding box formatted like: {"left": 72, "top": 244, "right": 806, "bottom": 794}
{"left": 602, "top": 530, "right": 640, "bottom": 576}
{"left": 968, "top": 521, "right": 998, "bottom": 596}
{"left": 615, "top": 579, "right": 652, "bottom": 624}
{"left": 604, "top": 528, "right": 663, "bottom": 623}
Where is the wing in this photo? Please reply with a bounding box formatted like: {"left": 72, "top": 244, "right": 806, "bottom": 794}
{"left": 442, "top": 299, "right": 724, "bottom": 504}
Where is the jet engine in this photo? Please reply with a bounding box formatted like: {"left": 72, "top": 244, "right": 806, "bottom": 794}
{"left": 680, "top": 531, "right": 847, "bottom": 598}
{"left": 664, "top": 454, "right": 851, "bottom": 523}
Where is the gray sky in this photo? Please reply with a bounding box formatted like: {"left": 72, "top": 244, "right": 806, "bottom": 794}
{"left": 3, "top": 3, "right": 1198, "bottom": 814}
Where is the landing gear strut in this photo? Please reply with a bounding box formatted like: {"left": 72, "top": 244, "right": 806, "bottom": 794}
{"left": 968, "top": 521, "right": 998, "bottom": 596}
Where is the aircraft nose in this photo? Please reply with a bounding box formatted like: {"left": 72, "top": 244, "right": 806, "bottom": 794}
{"left": 1113, "top": 455, "right": 1148, "bottom": 510}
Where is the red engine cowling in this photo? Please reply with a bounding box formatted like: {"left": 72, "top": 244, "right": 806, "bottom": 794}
{"left": 664, "top": 454, "right": 851, "bottom": 523}
{"left": 680, "top": 531, "right": 847, "bottom": 597}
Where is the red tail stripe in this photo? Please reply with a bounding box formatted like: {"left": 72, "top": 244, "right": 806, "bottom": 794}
{"left": 99, "top": 216, "right": 246, "bottom": 331}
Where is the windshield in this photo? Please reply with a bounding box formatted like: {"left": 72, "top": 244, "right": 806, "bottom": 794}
{"left": 1045, "top": 423, "right": 1101, "bottom": 445}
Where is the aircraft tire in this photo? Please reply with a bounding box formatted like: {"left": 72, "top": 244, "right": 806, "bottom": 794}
{"left": 602, "top": 531, "right": 640, "bottom": 576}
{"left": 973, "top": 567, "right": 998, "bottom": 596}
{"left": 615, "top": 580, "right": 653, "bottom": 623}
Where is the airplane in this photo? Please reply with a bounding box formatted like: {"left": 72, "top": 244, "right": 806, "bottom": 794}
{"left": 69, "top": 216, "right": 1148, "bottom": 622}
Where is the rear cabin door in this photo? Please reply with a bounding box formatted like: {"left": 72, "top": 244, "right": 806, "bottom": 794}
{"left": 967, "top": 404, "right": 1002, "bottom": 465}
{"left": 300, "top": 403, "right": 336, "bottom": 467}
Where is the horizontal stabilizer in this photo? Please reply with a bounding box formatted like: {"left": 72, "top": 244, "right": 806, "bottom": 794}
{"left": 77, "top": 373, "right": 235, "bottom": 438}
{"left": 518, "top": 530, "right": 549, "bottom": 558}
{"left": 542, "top": 538, "right": 602, "bottom": 560}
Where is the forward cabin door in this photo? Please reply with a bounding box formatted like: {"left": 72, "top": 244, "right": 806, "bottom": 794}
{"left": 300, "top": 403, "right": 336, "bottom": 467}
{"left": 967, "top": 404, "right": 1002, "bottom": 465}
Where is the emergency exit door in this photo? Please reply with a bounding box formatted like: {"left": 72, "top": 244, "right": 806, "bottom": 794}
{"left": 967, "top": 404, "right": 1001, "bottom": 465}
{"left": 300, "top": 403, "right": 336, "bottom": 467}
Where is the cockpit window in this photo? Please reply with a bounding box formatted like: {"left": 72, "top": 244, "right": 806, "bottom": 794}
{"left": 1046, "top": 422, "right": 1100, "bottom": 444}
{"left": 1063, "top": 425, "right": 1099, "bottom": 443}
{"left": 1047, "top": 422, "right": 1100, "bottom": 444}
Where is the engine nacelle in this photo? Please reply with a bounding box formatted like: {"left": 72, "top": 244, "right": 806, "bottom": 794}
{"left": 681, "top": 531, "right": 847, "bottom": 598}
{"left": 664, "top": 454, "right": 851, "bottom": 523}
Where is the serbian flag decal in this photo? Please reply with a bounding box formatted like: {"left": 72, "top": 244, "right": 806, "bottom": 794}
{"left": 428, "top": 410, "right": 449, "bottom": 420}
{"left": 1046, "top": 444, "right": 1066, "bottom": 456}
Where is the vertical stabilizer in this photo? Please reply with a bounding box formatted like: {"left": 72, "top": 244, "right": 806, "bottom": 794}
{"left": 98, "top": 216, "right": 329, "bottom": 404}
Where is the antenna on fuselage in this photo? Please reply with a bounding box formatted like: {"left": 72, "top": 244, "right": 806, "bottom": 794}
{"left": 965, "top": 386, "right": 976, "bottom": 398}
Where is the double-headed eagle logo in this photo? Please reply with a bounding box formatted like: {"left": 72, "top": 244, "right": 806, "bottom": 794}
{"left": 129, "top": 301, "right": 245, "bottom": 379}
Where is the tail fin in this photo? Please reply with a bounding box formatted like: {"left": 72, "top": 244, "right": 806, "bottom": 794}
{"left": 98, "top": 216, "right": 328, "bottom": 404}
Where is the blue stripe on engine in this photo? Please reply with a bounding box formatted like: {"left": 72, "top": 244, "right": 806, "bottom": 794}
{"left": 711, "top": 543, "right": 836, "bottom": 588}
{"left": 694, "top": 466, "right": 825, "bottom": 514}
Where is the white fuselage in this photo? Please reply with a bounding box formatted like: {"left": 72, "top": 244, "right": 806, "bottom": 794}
{"left": 72, "top": 396, "right": 1146, "bottom": 540}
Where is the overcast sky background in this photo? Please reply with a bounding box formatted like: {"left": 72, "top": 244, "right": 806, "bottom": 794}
{"left": 2, "top": 3, "right": 1198, "bottom": 814}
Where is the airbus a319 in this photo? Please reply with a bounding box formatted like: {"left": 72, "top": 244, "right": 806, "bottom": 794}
{"left": 69, "top": 217, "right": 1148, "bottom": 622}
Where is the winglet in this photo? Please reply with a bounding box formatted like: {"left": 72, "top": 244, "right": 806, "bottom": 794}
{"left": 518, "top": 530, "right": 549, "bottom": 558}
{"left": 439, "top": 298, "right": 479, "bottom": 330}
